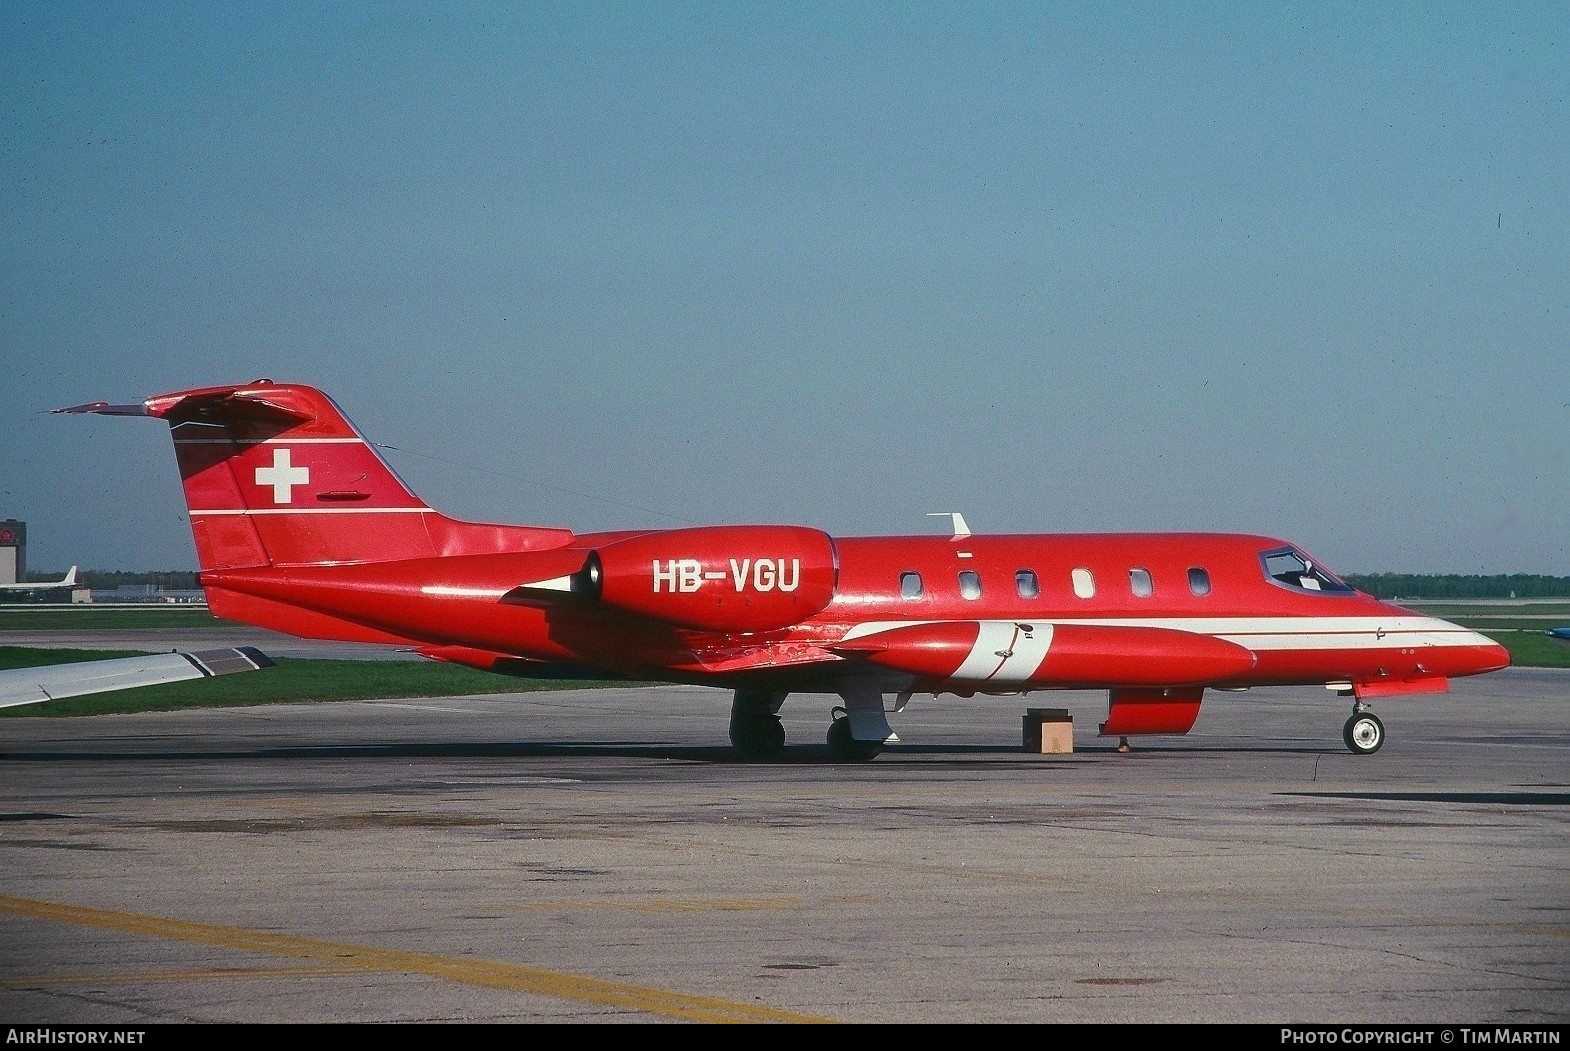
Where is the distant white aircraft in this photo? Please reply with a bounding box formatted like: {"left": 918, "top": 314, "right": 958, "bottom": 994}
{"left": 0, "top": 566, "right": 79, "bottom": 592}
{"left": 0, "top": 646, "right": 273, "bottom": 709}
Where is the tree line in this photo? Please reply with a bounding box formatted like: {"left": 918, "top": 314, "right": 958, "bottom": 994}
{"left": 76, "top": 570, "right": 200, "bottom": 589}
{"left": 1342, "top": 574, "right": 1570, "bottom": 599}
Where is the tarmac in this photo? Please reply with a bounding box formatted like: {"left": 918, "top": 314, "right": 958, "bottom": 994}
{"left": 0, "top": 632, "right": 1566, "bottom": 1025}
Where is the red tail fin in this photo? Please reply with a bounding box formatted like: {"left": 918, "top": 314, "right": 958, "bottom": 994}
{"left": 63, "top": 379, "right": 572, "bottom": 571}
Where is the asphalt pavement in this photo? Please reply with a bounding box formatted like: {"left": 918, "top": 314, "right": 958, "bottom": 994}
{"left": 1, "top": 651, "right": 1566, "bottom": 1025}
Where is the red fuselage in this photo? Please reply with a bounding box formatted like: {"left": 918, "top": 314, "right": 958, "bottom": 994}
{"left": 60, "top": 379, "right": 1511, "bottom": 755}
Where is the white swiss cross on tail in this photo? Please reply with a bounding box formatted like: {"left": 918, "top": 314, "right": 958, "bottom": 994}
{"left": 254, "top": 447, "right": 309, "bottom": 503}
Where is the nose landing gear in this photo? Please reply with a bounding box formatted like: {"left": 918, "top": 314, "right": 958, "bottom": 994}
{"left": 1342, "top": 702, "right": 1385, "bottom": 755}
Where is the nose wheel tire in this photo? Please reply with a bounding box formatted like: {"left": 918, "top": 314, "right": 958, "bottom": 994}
{"left": 1343, "top": 712, "right": 1385, "bottom": 755}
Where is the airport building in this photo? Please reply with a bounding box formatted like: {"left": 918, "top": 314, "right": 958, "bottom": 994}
{"left": 1, "top": 518, "right": 27, "bottom": 585}
{"left": 0, "top": 519, "right": 93, "bottom": 603}
{"left": 2, "top": 519, "right": 206, "bottom": 604}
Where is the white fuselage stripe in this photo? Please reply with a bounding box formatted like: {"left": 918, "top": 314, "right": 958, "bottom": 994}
{"left": 840, "top": 617, "right": 1494, "bottom": 653}
{"left": 954, "top": 622, "right": 1020, "bottom": 680}
{"left": 967, "top": 622, "right": 1055, "bottom": 682}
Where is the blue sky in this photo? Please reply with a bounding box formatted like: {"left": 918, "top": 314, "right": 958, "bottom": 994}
{"left": 3, "top": 2, "right": 1565, "bottom": 577}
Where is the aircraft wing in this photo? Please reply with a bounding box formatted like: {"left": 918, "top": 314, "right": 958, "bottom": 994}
{"left": 0, "top": 647, "right": 274, "bottom": 709}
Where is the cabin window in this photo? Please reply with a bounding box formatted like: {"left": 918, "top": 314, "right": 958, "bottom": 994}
{"left": 900, "top": 571, "right": 924, "bottom": 599}
{"left": 959, "top": 570, "right": 981, "bottom": 600}
{"left": 1188, "top": 567, "right": 1211, "bottom": 596}
{"left": 1130, "top": 568, "right": 1153, "bottom": 598}
{"left": 1015, "top": 569, "right": 1039, "bottom": 599}
{"left": 1071, "top": 567, "right": 1095, "bottom": 599}
{"left": 1261, "top": 547, "right": 1353, "bottom": 594}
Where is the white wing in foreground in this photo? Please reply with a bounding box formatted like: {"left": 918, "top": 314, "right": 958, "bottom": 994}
{"left": 0, "top": 647, "right": 274, "bottom": 709}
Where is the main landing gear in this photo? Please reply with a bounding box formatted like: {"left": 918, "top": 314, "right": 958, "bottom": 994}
{"left": 727, "top": 684, "right": 898, "bottom": 761}
{"left": 1342, "top": 701, "right": 1385, "bottom": 756}
{"left": 728, "top": 688, "right": 786, "bottom": 760}
{"left": 826, "top": 679, "right": 899, "bottom": 761}
{"left": 827, "top": 707, "right": 885, "bottom": 761}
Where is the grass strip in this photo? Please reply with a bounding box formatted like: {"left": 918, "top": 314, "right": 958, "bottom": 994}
{"left": 0, "top": 647, "right": 642, "bottom": 718}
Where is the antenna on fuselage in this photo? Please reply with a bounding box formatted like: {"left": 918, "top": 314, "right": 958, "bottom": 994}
{"left": 927, "top": 512, "right": 971, "bottom": 539}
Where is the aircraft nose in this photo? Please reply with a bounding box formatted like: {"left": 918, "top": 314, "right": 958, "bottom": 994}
{"left": 1477, "top": 637, "right": 1512, "bottom": 674}
{"left": 1397, "top": 603, "right": 1513, "bottom": 678}
{"left": 1445, "top": 631, "right": 1512, "bottom": 677}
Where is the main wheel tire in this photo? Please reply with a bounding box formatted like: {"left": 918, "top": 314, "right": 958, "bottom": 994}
{"left": 826, "top": 714, "right": 884, "bottom": 761}
{"left": 1343, "top": 712, "right": 1385, "bottom": 755}
{"left": 729, "top": 711, "right": 785, "bottom": 759}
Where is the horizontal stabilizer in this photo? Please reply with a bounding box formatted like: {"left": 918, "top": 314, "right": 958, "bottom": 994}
{"left": 55, "top": 381, "right": 314, "bottom": 426}
{"left": 52, "top": 401, "right": 150, "bottom": 416}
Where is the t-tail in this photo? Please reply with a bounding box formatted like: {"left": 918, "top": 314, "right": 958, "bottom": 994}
{"left": 55, "top": 379, "right": 573, "bottom": 573}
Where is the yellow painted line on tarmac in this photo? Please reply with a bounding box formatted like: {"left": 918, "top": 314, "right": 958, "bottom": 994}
{"left": 0, "top": 895, "right": 835, "bottom": 1024}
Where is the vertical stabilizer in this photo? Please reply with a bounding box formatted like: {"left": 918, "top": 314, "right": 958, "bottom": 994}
{"left": 58, "top": 379, "right": 572, "bottom": 571}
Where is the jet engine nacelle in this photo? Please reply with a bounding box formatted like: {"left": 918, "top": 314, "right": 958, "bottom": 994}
{"left": 575, "top": 525, "right": 838, "bottom": 633}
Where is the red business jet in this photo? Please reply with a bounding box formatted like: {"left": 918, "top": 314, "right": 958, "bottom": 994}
{"left": 58, "top": 380, "right": 1510, "bottom": 760}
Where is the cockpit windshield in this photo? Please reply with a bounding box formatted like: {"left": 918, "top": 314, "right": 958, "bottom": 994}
{"left": 1261, "top": 547, "right": 1353, "bottom": 594}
